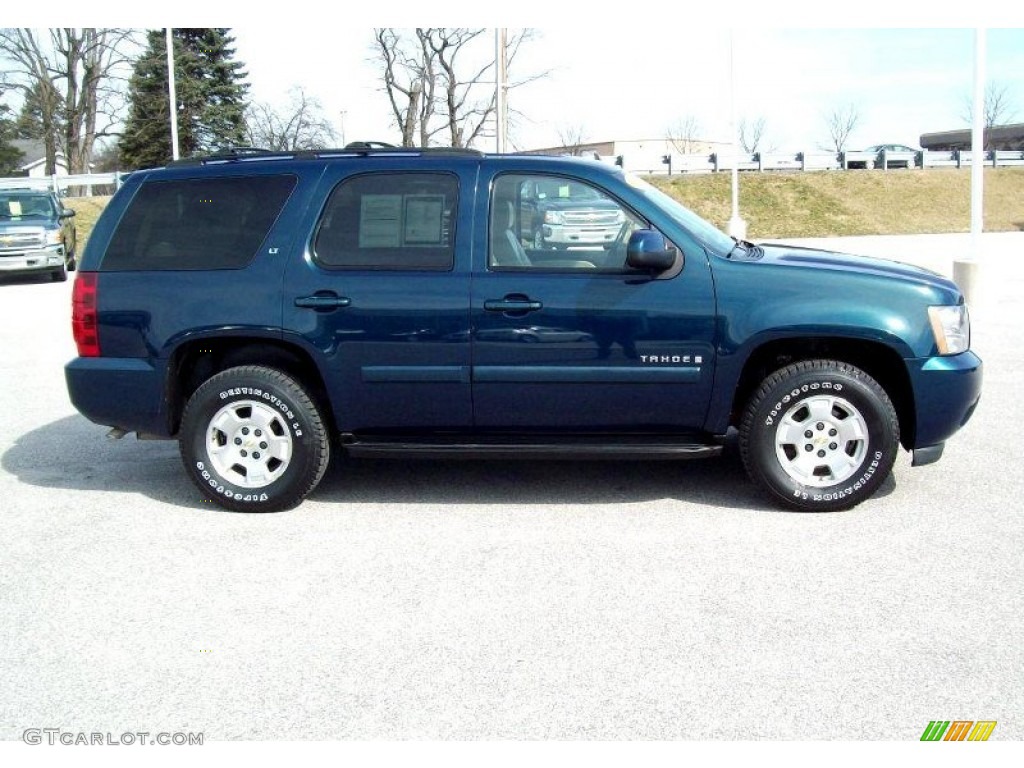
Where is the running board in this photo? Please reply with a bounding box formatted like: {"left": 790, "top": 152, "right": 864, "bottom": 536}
{"left": 342, "top": 437, "right": 723, "bottom": 461}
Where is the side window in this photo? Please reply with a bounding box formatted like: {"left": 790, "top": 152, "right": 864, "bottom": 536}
{"left": 103, "top": 175, "right": 297, "bottom": 271}
{"left": 314, "top": 173, "right": 458, "bottom": 270}
{"left": 489, "top": 173, "right": 645, "bottom": 271}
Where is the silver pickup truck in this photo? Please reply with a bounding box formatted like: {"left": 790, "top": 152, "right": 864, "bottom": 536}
{"left": 0, "top": 188, "right": 77, "bottom": 282}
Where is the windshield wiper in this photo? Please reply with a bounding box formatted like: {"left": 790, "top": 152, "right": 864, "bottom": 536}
{"left": 726, "top": 237, "right": 763, "bottom": 259}
{"left": 726, "top": 236, "right": 745, "bottom": 259}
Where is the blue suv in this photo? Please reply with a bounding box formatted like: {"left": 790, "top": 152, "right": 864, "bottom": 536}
{"left": 65, "top": 146, "right": 982, "bottom": 512}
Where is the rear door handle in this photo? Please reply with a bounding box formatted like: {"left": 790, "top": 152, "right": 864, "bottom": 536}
{"left": 294, "top": 293, "right": 352, "bottom": 311}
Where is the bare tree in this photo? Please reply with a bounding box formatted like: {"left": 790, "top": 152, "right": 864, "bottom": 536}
{"left": 371, "top": 28, "right": 545, "bottom": 149}
{"left": 738, "top": 116, "right": 771, "bottom": 154}
{"left": 556, "top": 124, "right": 588, "bottom": 155}
{"left": 245, "top": 87, "right": 337, "bottom": 151}
{"left": 666, "top": 115, "right": 702, "bottom": 154}
{"left": 961, "top": 81, "right": 1017, "bottom": 139}
{"left": 0, "top": 28, "right": 134, "bottom": 173}
{"left": 372, "top": 28, "right": 435, "bottom": 147}
{"left": 823, "top": 103, "right": 861, "bottom": 153}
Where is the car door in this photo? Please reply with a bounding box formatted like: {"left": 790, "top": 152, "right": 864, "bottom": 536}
{"left": 470, "top": 164, "right": 718, "bottom": 433}
{"left": 282, "top": 158, "right": 476, "bottom": 434}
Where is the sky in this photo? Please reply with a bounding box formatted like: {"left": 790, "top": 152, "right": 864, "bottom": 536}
{"left": 5, "top": 5, "right": 1024, "bottom": 155}
{"left": 231, "top": 26, "right": 1024, "bottom": 153}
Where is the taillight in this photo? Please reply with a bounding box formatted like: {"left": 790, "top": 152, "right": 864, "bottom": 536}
{"left": 72, "top": 272, "right": 100, "bottom": 357}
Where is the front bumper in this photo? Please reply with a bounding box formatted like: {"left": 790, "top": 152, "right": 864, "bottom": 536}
{"left": 542, "top": 224, "right": 621, "bottom": 247}
{"left": 0, "top": 247, "right": 65, "bottom": 273}
{"left": 65, "top": 356, "right": 171, "bottom": 437}
{"left": 907, "top": 349, "right": 983, "bottom": 449}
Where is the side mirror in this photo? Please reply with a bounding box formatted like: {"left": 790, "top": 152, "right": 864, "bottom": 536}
{"left": 626, "top": 229, "right": 676, "bottom": 272}
{"left": 60, "top": 208, "right": 76, "bottom": 219}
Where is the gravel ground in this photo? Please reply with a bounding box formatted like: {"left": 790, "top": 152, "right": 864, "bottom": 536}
{"left": 1, "top": 233, "right": 1021, "bottom": 740}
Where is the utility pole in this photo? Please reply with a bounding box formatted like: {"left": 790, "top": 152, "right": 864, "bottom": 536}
{"left": 495, "top": 28, "right": 508, "bottom": 153}
{"left": 166, "top": 28, "right": 180, "bottom": 161}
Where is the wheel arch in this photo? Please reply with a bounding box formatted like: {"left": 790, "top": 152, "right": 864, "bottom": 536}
{"left": 165, "top": 335, "right": 334, "bottom": 436}
{"left": 728, "top": 336, "right": 916, "bottom": 450}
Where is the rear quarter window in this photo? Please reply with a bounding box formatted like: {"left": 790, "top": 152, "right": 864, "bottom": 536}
{"left": 101, "top": 175, "right": 297, "bottom": 271}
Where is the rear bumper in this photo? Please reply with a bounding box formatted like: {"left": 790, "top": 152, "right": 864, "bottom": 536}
{"left": 65, "top": 357, "right": 171, "bottom": 436}
{"left": 907, "top": 350, "right": 983, "bottom": 449}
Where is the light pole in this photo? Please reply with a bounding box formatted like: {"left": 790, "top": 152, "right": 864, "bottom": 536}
{"left": 165, "top": 28, "right": 179, "bottom": 161}
{"left": 495, "top": 28, "right": 508, "bottom": 153}
{"left": 727, "top": 29, "right": 747, "bottom": 239}
{"left": 954, "top": 28, "right": 985, "bottom": 305}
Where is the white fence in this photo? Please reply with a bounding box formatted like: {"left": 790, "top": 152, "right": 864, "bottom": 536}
{"left": 611, "top": 149, "right": 1024, "bottom": 175}
{"left": 0, "top": 172, "right": 124, "bottom": 196}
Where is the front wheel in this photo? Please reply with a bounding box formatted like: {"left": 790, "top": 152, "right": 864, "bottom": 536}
{"left": 739, "top": 359, "right": 899, "bottom": 512}
{"left": 179, "top": 365, "right": 330, "bottom": 512}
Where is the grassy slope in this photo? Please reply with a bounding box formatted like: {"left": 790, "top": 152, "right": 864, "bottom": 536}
{"left": 65, "top": 196, "right": 111, "bottom": 254}
{"left": 649, "top": 167, "right": 1024, "bottom": 239}
{"left": 65, "top": 168, "right": 1024, "bottom": 248}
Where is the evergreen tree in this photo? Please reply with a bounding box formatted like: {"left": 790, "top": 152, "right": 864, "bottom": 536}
{"left": 0, "top": 96, "right": 24, "bottom": 175}
{"left": 119, "top": 28, "right": 248, "bottom": 169}
{"left": 14, "top": 82, "right": 56, "bottom": 141}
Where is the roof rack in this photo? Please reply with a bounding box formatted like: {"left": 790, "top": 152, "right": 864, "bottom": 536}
{"left": 167, "top": 142, "right": 484, "bottom": 167}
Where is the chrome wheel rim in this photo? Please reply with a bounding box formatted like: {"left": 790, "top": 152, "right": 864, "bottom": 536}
{"left": 206, "top": 400, "right": 293, "bottom": 489}
{"left": 774, "top": 394, "right": 868, "bottom": 486}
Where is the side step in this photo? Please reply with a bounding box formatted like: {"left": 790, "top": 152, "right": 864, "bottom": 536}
{"left": 342, "top": 435, "right": 723, "bottom": 461}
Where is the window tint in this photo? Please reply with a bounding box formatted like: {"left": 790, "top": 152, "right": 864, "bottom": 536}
{"left": 314, "top": 173, "right": 458, "bottom": 270}
{"left": 490, "top": 173, "right": 645, "bottom": 271}
{"left": 103, "top": 175, "right": 297, "bottom": 271}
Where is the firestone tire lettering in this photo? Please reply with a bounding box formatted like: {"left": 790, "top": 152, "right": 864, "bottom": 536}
{"left": 740, "top": 360, "right": 899, "bottom": 513}
{"left": 179, "top": 366, "right": 330, "bottom": 513}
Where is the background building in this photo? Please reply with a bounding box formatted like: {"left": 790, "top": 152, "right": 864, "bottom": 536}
{"left": 523, "top": 138, "right": 731, "bottom": 174}
{"left": 920, "top": 123, "right": 1024, "bottom": 151}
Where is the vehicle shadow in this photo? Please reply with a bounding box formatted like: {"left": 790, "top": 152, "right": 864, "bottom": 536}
{"left": 2, "top": 415, "right": 208, "bottom": 510}
{"left": 2, "top": 415, "right": 894, "bottom": 513}
{"left": 0, "top": 273, "right": 55, "bottom": 287}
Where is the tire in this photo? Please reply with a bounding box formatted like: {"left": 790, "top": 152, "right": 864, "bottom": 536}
{"left": 179, "top": 365, "right": 330, "bottom": 512}
{"left": 67, "top": 250, "right": 77, "bottom": 272}
{"left": 51, "top": 265, "right": 67, "bottom": 282}
{"left": 739, "top": 359, "right": 899, "bottom": 512}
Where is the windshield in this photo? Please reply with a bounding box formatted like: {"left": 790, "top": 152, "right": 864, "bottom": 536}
{"left": 535, "top": 180, "right": 601, "bottom": 202}
{"left": 623, "top": 173, "right": 734, "bottom": 254}
{"left": 0, "top": 193, "right": 57, "bottom": 220}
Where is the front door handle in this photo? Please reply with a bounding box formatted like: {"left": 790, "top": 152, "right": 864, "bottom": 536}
{"left": 484, "top": 297, "right": 543, "bottom": 313}
{"left": 295, "top": 292, "right": 352, "bottom": 311}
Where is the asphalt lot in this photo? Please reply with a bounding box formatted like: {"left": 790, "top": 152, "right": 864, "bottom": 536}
{"left": 1, "top": 233, "right": 1022, "bottom": 740}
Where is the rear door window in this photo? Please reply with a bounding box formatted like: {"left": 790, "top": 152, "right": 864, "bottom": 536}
{"left": 312, "top": 172, "right": 458, "bottom": 270}
{"left": 102, "top": 175, "right": 297, "bottom": 271}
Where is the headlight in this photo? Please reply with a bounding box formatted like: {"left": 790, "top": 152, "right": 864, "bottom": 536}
{"left": 543, "top": 210, "right": 564, "bottom": 225}
{"left": 44, "top": 228, "right": 63, "bottom": 245}
{"left": 928, "top": 305, "right": 970, "bottom": 355}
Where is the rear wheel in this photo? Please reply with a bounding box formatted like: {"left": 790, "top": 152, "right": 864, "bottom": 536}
{"left": 739, "top": 359, "right": 899, "bottom": 512}
{"left": 179, "top": 365, "right": 330, "bottom": 512}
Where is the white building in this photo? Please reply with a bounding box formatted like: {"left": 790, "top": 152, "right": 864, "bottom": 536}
{"left": 10, "top": 139, "right": 69, "bottom": 178}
